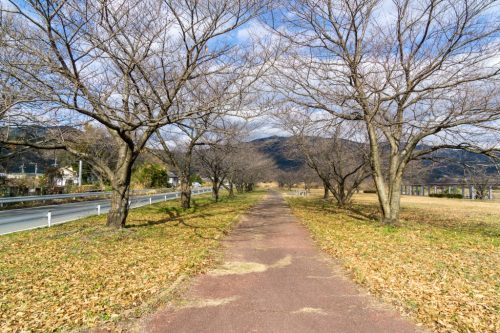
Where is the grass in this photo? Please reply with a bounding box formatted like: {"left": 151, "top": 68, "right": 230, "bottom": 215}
{"left": 0, "top": 191, "right": 264, "bottom": 332}
{"left": 285, "top": 192, "right": 500, "bottom": 333}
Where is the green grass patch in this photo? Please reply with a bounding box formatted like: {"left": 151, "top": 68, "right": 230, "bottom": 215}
{"left": 286, "top": 195, "right": 500, "bottom": 333}
{"left": 0, "top": 191, "right": 264, "bottom": 332}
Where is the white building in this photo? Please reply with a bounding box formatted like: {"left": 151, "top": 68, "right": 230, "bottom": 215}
{"left": 167, "top": 171, "right": 179, "bottom": 187}
{"left": 53, "top": 167, "right": 79, "bottom": 187}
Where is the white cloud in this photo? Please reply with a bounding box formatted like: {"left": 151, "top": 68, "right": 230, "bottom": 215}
{"left": 236, "top": 20, "right": 270, "bottom": 41}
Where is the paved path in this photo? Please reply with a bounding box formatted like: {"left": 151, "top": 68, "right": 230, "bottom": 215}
{"left": 142, "top": 192, "right": 422, "bottom": 333}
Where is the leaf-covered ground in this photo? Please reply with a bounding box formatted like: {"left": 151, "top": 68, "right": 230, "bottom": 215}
{"left": 0, "top": 191, "right": 264, "bottom": 332}
{"left": 286, "top": 193, "right": 500, "bottom": 333}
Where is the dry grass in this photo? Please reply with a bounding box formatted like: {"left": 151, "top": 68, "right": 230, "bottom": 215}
{"left": 286, "top": 193, "right": 500, "bottom": 333}
{"left": 0, "top": 191, "right": 264, "bottom": 332}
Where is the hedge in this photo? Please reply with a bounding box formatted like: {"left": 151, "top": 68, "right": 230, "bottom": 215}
{"left": 429, "top": 193, "right": 463, "bottom": 199}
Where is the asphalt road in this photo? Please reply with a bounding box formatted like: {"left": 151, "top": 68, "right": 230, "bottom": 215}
{"left": 0, "top": 189, "right": 210, "bottom": 235}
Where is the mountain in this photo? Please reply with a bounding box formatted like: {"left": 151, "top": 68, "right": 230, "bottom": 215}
{"left": 250, "top": 136, "right": 303, "bottom": 171}
{"left": 1, "top": 132, "right": 496, "bottom": 182}
{"left": 250, "top": 136, "right": 498, "bottom": 182}
{"left": 424, "top": 149, "right": 498, "bottom": 182}
{"left": 0, "top": 126, "right": 85, "bottom": 174}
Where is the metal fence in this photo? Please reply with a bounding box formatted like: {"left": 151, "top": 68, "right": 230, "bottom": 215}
{"left": 401, "top": 184, "right": 497, "bottom": 200}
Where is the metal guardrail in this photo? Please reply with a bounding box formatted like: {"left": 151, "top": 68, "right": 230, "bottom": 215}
{"left": 0, "top": 191, "right": 112, "bottom": 204}
{"left": 0, "top": 187, "right": 187, "bottom": 204}
{"left": 0, "top": 187, "right": 213, "bottom": 235}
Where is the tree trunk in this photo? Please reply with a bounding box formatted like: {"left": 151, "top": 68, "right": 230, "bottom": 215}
{"left": 228, "top": 181, "right": 235, "bottom": 197}
{"left": 180, "top": 174, "right": 191, "bottom": 209}
{"left": 381, "top": 175, "right": 402, "bottom": 224}
{"left": 213, "top": 185, "right": 220, "bottom": 202}
{"left": 107, "top": 183, "right": 130, "bottom": 228}
{"left": 106, "top": 145, "right": 135, "bottom": 228}
{"left": 337, "top": 182, "right": 349, "bottom": 207}
{"left": 323, "top": 181, "right": 330, "bottom": 199}
{"left": 212, "top": 176, "right": 220, "bottom": 202}
{"left": 107, "top": 170, "right": 133, "bottom": 228}
{"left": 332, "top": 187, "right": 348, "bottom": 208}
{"left": 365, "top": 122, "right": 404, "bottom": 224}
{"left": 373, "top": 166, "right": 404, "bottom": 225}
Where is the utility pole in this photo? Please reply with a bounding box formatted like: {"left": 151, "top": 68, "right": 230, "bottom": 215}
{"left": 78, "top": 160, "right": 83, "bottom": 187}
{"left": 29, "top": 162, "right": 38, "bottom": 177}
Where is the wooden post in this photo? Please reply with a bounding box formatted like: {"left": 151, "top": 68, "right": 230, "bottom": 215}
{"left": 421, "top": 185, "right": 425, "bottom": 196}
{"left": 461, "top": 185, "right": 465, "bottom": 198}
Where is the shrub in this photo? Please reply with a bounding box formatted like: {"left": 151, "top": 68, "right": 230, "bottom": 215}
{"left": 429, "top": 193, "right": 463, "bottom": 199}
{"left": 132, "top": 163, "right": 170, "bottom": 189}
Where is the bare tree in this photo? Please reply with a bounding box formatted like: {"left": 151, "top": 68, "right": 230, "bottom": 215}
{"left": 228, "top": 144, "right": 276, "bottom": 194}
{"left": 299, "top": 166, "right": 321, "bottom": 193}
{"left": 463, "top": 159, "right": 499, "bottom": 199}
{"left": 194, "top": 143, "right": 233, "bottom": 203}
{"left": 151, "top": 61, "right": 265, "bottom": 208}
{"left": 0, "top": 10, "right": 37, "bottom": 161}
{"left": 1, "top": 0, "right": 267, "bottom": 227}
{"left": 449, "top": 151, "right": 499, "bottom": 199}
{"left": 194, "top": 121, "right": 248, "bottom": 202}
{"left": 276, "top": 169, "right": 299, "bottom": 191}
{"left": 153, "top": 120, "right": 211, "bottom": 209}
{"left": 402, "top": 159, "right": 434, "bottom": 188}
{"left": 267, "top": 0, "right": 499, "bottom": 223}
{"left": 279, "top": 109, "right": 371, "bottom": 206}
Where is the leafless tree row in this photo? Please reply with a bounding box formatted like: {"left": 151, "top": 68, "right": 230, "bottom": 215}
{"left": 226, "top": 143, "right": 275, "bottom": 194}
{"left": 277, "top": 109, "right": 371, "bottom": 206}
{"left": 0, "top": 0, "right": 270, "bottom": 227}
{"left": 266, "top": 0, "right": 499, "bottom": 223}
{"left": 1, "top": 0, "right": 498, "bottom": 227}
{"left": 192, "top": 121, "right": 275, "bottom": 202}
